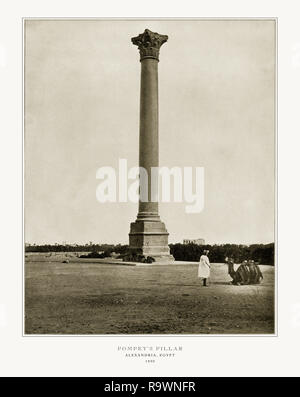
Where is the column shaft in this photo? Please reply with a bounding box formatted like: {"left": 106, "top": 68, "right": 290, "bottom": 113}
{"left": 138, "top": 58, "right": 159, "bottom": 219}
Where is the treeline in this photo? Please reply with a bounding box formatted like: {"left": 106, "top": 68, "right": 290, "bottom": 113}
{"left": 25, "top": 244, "right": 129, "bottom": 254}
{"left": 25, "top": 242, "right": 274, "bottom": 265}
{"left": 169, "top": 243, "right": 275, "bottom": 265}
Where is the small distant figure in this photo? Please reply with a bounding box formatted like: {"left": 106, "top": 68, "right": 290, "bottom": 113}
{"left": 198, "top": 250, "right": 210, "bottom": 287}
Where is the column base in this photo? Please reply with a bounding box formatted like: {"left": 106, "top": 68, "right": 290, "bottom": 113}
{"left": 129, "top": 216, "right": 174, "bottom": 262}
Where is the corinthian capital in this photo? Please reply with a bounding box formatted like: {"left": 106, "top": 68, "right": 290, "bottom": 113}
{"left": 131, "top": 29, "right": 168, "bottom": 61}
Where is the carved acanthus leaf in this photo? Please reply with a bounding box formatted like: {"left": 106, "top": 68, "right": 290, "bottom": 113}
{"left": 131, "top": 29, "right": 168, "bottom": 61}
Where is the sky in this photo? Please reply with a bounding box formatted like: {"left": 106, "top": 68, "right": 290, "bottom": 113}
{"left": 25, "top": 19, "right": 275, "bottom": 245}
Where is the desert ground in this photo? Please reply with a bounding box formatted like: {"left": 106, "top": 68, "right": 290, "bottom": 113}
{"left": 25, "top": 254, "right": 275, "bottom": 334}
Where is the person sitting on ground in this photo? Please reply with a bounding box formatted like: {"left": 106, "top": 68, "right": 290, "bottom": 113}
{"left": 248, "top": 260, "right": 263, "bottom": 284}
{"left": 238, "top": 260, "right": 251, "bottom": 284}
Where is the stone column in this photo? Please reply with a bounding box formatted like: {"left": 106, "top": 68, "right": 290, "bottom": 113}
{"left": 129, "top": 29, "right": 174, "bottom": 262}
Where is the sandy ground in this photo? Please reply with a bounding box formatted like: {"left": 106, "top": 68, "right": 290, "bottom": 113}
{"left": 25, "top": 259, "right": 275, "bottom": 335}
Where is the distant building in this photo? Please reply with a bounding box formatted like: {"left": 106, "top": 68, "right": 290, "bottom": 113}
{"left": 183, "top": 238, "right": 205, "bottom": 245}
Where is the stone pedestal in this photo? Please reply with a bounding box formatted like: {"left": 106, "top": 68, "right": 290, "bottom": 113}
{"left": 129, "top": 29, "right": 174, "bottom": 262}
{"left": 129, "top": 220, "right": 173, "bottom": 261}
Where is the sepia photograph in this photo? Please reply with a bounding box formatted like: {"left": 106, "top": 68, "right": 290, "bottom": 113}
{"left": 24, "top": 18, "right": 276, "bottom": 335}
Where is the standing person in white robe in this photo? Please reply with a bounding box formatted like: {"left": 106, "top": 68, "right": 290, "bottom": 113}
{"left": 198, "top": 250, "right": 210, "bottom": 286}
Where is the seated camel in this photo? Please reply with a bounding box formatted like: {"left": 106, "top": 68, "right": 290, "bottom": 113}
{"left": 225, "top": 258, "right": 263, "bottom": 285}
